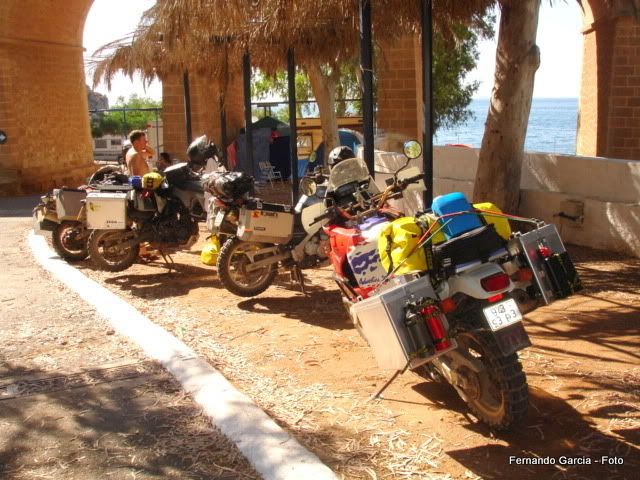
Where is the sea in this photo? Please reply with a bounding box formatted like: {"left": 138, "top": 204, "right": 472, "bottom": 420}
{"left": 434, "top": 98, "right": 578, "bottom": 155}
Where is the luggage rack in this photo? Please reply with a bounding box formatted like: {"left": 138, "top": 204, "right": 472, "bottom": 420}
{"left": 94, "top": 184, "right": 134, "bottom": 192}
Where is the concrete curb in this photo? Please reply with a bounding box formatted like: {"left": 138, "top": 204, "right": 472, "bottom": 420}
{"left": 28, "top": 232, "right": 338, "bottom": 480}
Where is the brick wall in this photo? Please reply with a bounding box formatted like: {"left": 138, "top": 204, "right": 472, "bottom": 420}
{"left": 162, "top": 72, "right": 245, "bottom": 160}
{"left": 605, "top": 16, "right": 640, "bottom": 159}
{"left": 376, "top": 34, "right": 420, "bottom": 145}
{"left": 577, "top": 1, "right": 640, "bottom": 160}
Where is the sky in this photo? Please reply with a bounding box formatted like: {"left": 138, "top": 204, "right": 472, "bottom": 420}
{"left": 83, "top": 0, "right": 584, "bottom": 105}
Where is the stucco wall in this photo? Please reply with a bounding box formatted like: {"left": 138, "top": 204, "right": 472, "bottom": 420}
{"left": 374, "top": 146, "right": 640, "bottom": 257}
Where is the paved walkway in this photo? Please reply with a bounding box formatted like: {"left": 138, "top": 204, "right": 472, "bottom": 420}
{"left": 0, "top": 201, "right": 259, "bottom": 479}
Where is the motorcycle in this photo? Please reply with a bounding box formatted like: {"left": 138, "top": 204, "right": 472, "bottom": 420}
{"left": 306, "top": 140, "right": 581, "bottom": 430}
{"left": 32, "top": 167, "right": 130, "bottom": 261}
{"left": 87, "top": 162, "right": 206, "bottom": 272}
{"left": 214, "top": 166, "right": 336, "bottom": 296}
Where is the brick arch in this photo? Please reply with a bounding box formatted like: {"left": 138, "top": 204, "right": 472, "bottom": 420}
{"left": 577, "top": 0, "right": 640, "bottom": 159}
{"left": 0, "top": 0, "right": 94, "bottom": 194}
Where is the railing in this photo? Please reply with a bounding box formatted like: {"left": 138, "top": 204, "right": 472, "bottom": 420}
{"left": 251, "top": 99, "right": 361, "bottom": 119}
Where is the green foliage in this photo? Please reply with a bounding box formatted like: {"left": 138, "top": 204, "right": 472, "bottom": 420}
{"left": 90, "top": 94, "right": 162, "bottom": 138}
{"left": 249, "top": 15, "right": 493, "bottom": 133}
{"left": 432, "top": 19, "right": 493, "bottom": 131}
{"left": 251, "top": 66, "right": 362, "bottom": 122}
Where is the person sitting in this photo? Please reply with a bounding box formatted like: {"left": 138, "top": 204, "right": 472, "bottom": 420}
{"left": 125, "top": 130, "right": 155, "bottom": 176}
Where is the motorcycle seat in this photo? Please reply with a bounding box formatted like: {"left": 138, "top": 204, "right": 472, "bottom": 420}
{"left": 175, "top": 180, "right": 204, "bottom": 193}
{"left": 432, "top": 224, "right": 506, "bottom": 272}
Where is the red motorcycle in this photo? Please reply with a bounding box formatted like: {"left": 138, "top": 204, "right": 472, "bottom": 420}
{"left": 307, "top": 140, "right": 581, "bottom": 430}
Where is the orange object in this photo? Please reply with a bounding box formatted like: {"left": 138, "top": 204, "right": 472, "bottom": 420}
{"left": 515, "top": 267, "right": 534, "bottom": 282}
{"left": 439, "top": 297, "right": 457, "bottom": 313}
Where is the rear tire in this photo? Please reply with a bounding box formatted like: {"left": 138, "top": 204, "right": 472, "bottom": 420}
{"left": 448, "top": 330, "right": 528, "bottom": 431}
{"left": 217, "top": 237, "right": 277, "bottom": 297}
{"left": 88, "top": 229, "right": 139, "bottom": 272}
{"left": 52, "top": 221, "right": 88, "bottom": 261}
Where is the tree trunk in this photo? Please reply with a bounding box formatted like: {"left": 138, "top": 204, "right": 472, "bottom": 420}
{"left": 307, "top": 63, "right": 340, "bottom": 162}
{"left": 473, "top": 0, "right": 541, "bottom": 212}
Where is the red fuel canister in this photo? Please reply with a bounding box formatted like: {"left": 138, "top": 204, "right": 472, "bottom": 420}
{"left": 421, "top": 305, "right": 451, "bottom": 351}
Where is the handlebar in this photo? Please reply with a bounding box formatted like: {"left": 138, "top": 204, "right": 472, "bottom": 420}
{"left": 401, "top": 173, "right": 424, "bottom": 186}
{"left": 311, "top": 209, "right": 335, "bottom": 225}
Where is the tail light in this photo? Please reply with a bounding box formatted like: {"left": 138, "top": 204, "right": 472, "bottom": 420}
{"left": 421, "top": 305, "right": 451, "bottom": 351}
{"left": 481, "top": 272, "right": 510, "bottom": 292}
{"left": 487, "top": 293, "right": 504, "bottom": 303}
{"left": 142, "top": 189, "right": 153, "bottom": 199}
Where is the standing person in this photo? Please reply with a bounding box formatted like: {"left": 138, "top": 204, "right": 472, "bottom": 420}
{"left": 125, "top": 130, "right": 155, "bottom": 176}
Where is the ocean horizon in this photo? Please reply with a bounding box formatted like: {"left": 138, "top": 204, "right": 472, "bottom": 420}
{"left": 434, "top": 97, "right": 578, "bottom": 155}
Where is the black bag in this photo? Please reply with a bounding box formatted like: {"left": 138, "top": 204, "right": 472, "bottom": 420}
{"left": 433, "top": 225, "right": 505, "bottom": 271}
{"left": 204, "top": 172, "right": 254, "bottom": 200}
{"left": 163, "top": 162, "right": 192, "bottom": 185}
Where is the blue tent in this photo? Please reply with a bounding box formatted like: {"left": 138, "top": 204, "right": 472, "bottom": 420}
{"left": 298, "top": 129, "right": 362, "bottom": 177}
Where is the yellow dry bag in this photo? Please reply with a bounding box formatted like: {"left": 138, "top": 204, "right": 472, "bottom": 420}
{"left": 473, "top": 202, "right": 512, "bottom": 240}
{"left": 201, "top": 235, "right": 221, "bottom": 266}
{"left": 378, "top": 217, "right": 429, "bottom": 275}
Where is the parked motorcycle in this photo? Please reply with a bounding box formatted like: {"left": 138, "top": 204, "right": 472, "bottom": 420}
{"left": 32, "top": 167, "right": 130, "bottom": 260}
{"left": 87, "top": 162, "right": 206, "bottom": 271}
{"left": 214, "top": 166, "right": 336, "bottom": 296}
{"left": 303, "top": 140, "right": 581, "bottom": 430}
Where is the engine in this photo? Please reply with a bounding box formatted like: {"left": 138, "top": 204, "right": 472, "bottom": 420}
{"left": 301, "top": 232, "right": 331, "bottom": 268}
{"left": 154, "top": 210, "right": 198, "bottom": 246}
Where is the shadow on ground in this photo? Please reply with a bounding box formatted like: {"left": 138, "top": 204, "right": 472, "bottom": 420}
{"left": 444, "top": 385, "right": 639, "bottom": 480}
{"left": 0, "top": 361, "right": 258, "bottom": 480}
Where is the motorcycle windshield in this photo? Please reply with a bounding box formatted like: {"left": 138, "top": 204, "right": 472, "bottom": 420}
{"left": 327, "top": 158, "right": 371, "bottom": 192}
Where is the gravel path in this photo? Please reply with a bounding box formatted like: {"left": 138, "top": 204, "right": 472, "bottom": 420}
{"left": 0, "top": 215, "right": 260, "bottom": 480}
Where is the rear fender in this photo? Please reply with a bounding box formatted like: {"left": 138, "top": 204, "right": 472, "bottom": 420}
{"left": 447, "top": 262, "right": 512, "bottom": 299}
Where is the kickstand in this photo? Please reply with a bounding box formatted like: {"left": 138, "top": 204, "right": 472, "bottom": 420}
{"left": 291, "top": 265, "right": 307, "bottom": 295}
{"left": 159, "top": 250, "right": 175, "bottom": 273}
{"left": 369, "top": 359, "right": 412, "bottom": 401}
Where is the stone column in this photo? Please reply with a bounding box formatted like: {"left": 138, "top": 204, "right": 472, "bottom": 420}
{"left": 0, "top": 0, "right": 95, "bottom": 195}
{"left": 161, "top": 71, "right": 245, "bottom": 160}
{"left": 376, "top": 34, "right": 421, "bottom": 151}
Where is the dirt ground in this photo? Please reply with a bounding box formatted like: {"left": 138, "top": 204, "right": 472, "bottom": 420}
{"left": 0, "top": 215, "right": 259, "bottom": 480}
{"left": 65, "top": 184, "right": 639, "bottom": 480}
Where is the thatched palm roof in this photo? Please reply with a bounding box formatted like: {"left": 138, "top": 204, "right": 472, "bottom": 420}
{"left": 91, "top": 0, "right": 494, "bottom": 88}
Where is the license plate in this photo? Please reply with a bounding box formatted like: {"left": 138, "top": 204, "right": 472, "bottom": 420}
{"left": 214, "top": 210, "right": 226, "bottom": 227}
{"left": 483, "top": 299, "right": 523, "bottom": 331}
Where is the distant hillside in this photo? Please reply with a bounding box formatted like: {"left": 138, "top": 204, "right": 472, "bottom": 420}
{"left": 87, "top": 86, "right": 108, "bottom": 111}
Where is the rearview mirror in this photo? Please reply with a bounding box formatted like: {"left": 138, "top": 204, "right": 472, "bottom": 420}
{"left": 403, "top": 140, "right": 422, "bottom": 160}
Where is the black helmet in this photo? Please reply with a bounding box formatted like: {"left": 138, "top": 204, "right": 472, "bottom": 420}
{"left": 187, "top": 135, "right": 219, "bottom": 166}
{"left": 328, "top": 146, "right": 355, "bottom": 167}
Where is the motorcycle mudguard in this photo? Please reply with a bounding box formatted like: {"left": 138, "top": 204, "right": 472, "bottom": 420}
{"left": 33, "top": 214, "right": 58, "bottom": 233}
{"left": 486, "top": 322, "right": 532, "bottom": 356}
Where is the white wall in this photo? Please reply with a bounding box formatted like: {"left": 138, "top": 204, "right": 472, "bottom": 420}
{"left": 373, "top": 146, "right": 640, "bottom": 257}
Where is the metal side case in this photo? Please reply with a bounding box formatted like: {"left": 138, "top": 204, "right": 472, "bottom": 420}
{"left": 350, "top": 276, "right": 456, "bottom": 371}
{"left": 509, "top": 224, "right": 582, "bottom": 305}
{"left": 86, "top": 192, "right": 128, "bottom": 230}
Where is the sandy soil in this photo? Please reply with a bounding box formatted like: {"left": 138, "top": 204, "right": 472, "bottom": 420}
{"left": 70, "top": 191, "right": 639, "bottom": 480}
